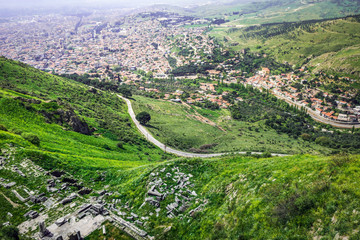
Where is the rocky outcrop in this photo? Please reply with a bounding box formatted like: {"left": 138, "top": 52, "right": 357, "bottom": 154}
{"left": 42, "top": 109, "right": 93, "bottom": 135}
{"left": 14, "top": 96, "right": 93, "bottom": 135}
{"left": 58, "top": 109, "right": 92, "bottom": 135}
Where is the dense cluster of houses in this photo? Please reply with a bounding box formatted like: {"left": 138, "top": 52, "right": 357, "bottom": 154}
{"left": 132, "top": 65, "right": 359, "bottom": 123}
{"left": 245, "top": 68, "right": 360, "bottom": 122}
{"left": 2, "top": 10, "right": 359, "bottom": 123}
{"left": 0, "top": 10, "right": 212, "bottom": 83}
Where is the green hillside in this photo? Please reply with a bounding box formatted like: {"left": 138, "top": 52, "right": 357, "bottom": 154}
{"left": 0, "top": 57, "right": 171, "bottom": 238}
{"left": 1, "top": 58, "right": 360, "bottom": 239}
{"left": 218, "top": 0, "right": 360, "bottom": 25}
{"left": 103, "top": 154, "right": 360, "bottom": 239}
{"left": 189, "top": 0, "right": 360, "bottom": 24}
{"left": 131, "top": 95, "right": 328, "bottom": 155}
{"left": 210, "top": 15, "right": 360, "bottom": 77}
{"left": 0, "top": 57, "right": 169, "bottom": 168}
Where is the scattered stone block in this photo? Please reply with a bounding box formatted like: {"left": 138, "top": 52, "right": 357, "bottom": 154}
{"left": 55, "top": 217, "right": 67, "bottom": 227}
{"left": 4, "top": 182, "right": 16, "bottom": 188}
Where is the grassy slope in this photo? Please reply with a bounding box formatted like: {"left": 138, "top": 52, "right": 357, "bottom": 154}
{"left": 143, "top": 0, "right": 360, "bottom": 23}
{"left": 0, "top": 57, "right": 172, "bottom": 195}
{"left": 308, "top": 44, "right": 360, "bottom": 76}
{"left": 0, "top": 57, "right": 174, "bottom": 235}
{"left": 131, "top": 95, "right": 328, "bottom": 154}
{"left": 106, "top": 154, "right": 360, "bottom": 239}
{"left": 210, "top": 16, "right": 360, "bottom": 77}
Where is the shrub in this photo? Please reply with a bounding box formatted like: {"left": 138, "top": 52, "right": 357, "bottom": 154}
{"left": 273, "top": 191, "right": 315, "bottom": 224}
{"left": 103, "top": 144, "right": 111, "bottom": 150}
{"left": 300, "top": 133, "right": 311, "bottom": 141}
{"left": 21, "top": 133, "right": 40, "bottom": 146}
{"left": 199, "top": 143, "right": 218, "bottom": 150}
{"left": 328, "top": 153, "right": 353, "bottom": 174}
{"left": 0, "top": 124, "right": 8, "bottom": 131}
{"left": 117, "top": 141, "right": 125, "bottom": 149}
{"left": 315, "top": 136, "right": 332, "bottom": 146}
{"left": 10, "top": 128, "right": 22, "bottom": 135}
{"left": 261, "top": 151, "right": 272, "bottom": 158}
{"left": 41, "top": 101, "right": 60, "bottom": 111}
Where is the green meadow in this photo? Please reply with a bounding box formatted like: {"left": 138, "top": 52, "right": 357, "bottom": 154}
{"left": 131, "top": 95, "right": 328, "bottom": 154}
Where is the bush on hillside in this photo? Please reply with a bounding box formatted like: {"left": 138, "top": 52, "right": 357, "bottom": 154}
{"left": 300, "top": 133, "right": 311, "bottom": 141}
{"left": 261, "top": 151, "right": 272, "bottom": 158}
{"left": 315, "top": 136, "right": 332, "bottom": 146}
{"left": 21, "top": 133, "right": 40, "bottom": 146}
{"left": 10, "top": 128, "right": 23, "bottom": 135}
{"left": 0, "top": 225, "right": 20, "bottom": 240}
{"left": 328, "top": 153, "right": 353, "bottom": 171}
{"left": 0, "top": 124, "right": 8, "bottom": 131}
{"left": 117, "top": 141, "right": 125, "bottom": 149}
{"left": 273, "top": 191, "right": 315, "bottom": 224}
{"left": 103, "top": 144, "right": 111, "bottom": 150}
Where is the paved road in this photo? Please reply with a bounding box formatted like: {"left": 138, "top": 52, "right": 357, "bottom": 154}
{"left": 273, "top": 92, "right": 360, "bottom": 129}
{"left": 118, "top": 95, "right": 288, "bottom": 158}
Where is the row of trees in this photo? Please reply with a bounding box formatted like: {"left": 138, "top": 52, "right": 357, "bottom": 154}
{"left": 59, "top": 73, "right": 132, "bottom": 98}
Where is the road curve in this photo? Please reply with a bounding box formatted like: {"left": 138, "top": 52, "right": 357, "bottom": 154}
{"left": 118, "top": 95, "right": 288, "bottom": 158}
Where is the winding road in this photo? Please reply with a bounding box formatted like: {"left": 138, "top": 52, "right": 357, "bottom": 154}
{"left": 273, "top": 92, "right": 360, "bottom": 129}
{"left": 118, "top": 95, "right": 288, "bottom": 158}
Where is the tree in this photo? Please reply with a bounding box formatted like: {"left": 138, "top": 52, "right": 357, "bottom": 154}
{"left": 118, "top": 87, "right": 132, "bottom": 98}
{"left": 1, "top": 225, "right": 20, "bottom": 240}
{"left": 136, "top": 112, "right": 151, "bottom": 125}
{"left": 146, "top": 71, "right": 153, "bottom": 79}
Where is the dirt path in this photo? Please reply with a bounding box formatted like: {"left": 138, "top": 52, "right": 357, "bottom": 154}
{"left": 181, "top": 102, "right": 226, "bottom": 131}
{"left": 0, "top": 191, "right": 20, "bottom": 208}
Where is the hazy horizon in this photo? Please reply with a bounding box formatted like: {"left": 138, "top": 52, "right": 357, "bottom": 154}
{"left": 0, "top": 0, "right": 240, "bottom": 10}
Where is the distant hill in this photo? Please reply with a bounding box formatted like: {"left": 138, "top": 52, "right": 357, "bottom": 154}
{"left": 211, "top": 15, "right": 360, "bottom": 77}
{"left": 192, "top": 0, "right": 360, "bottom": 23}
